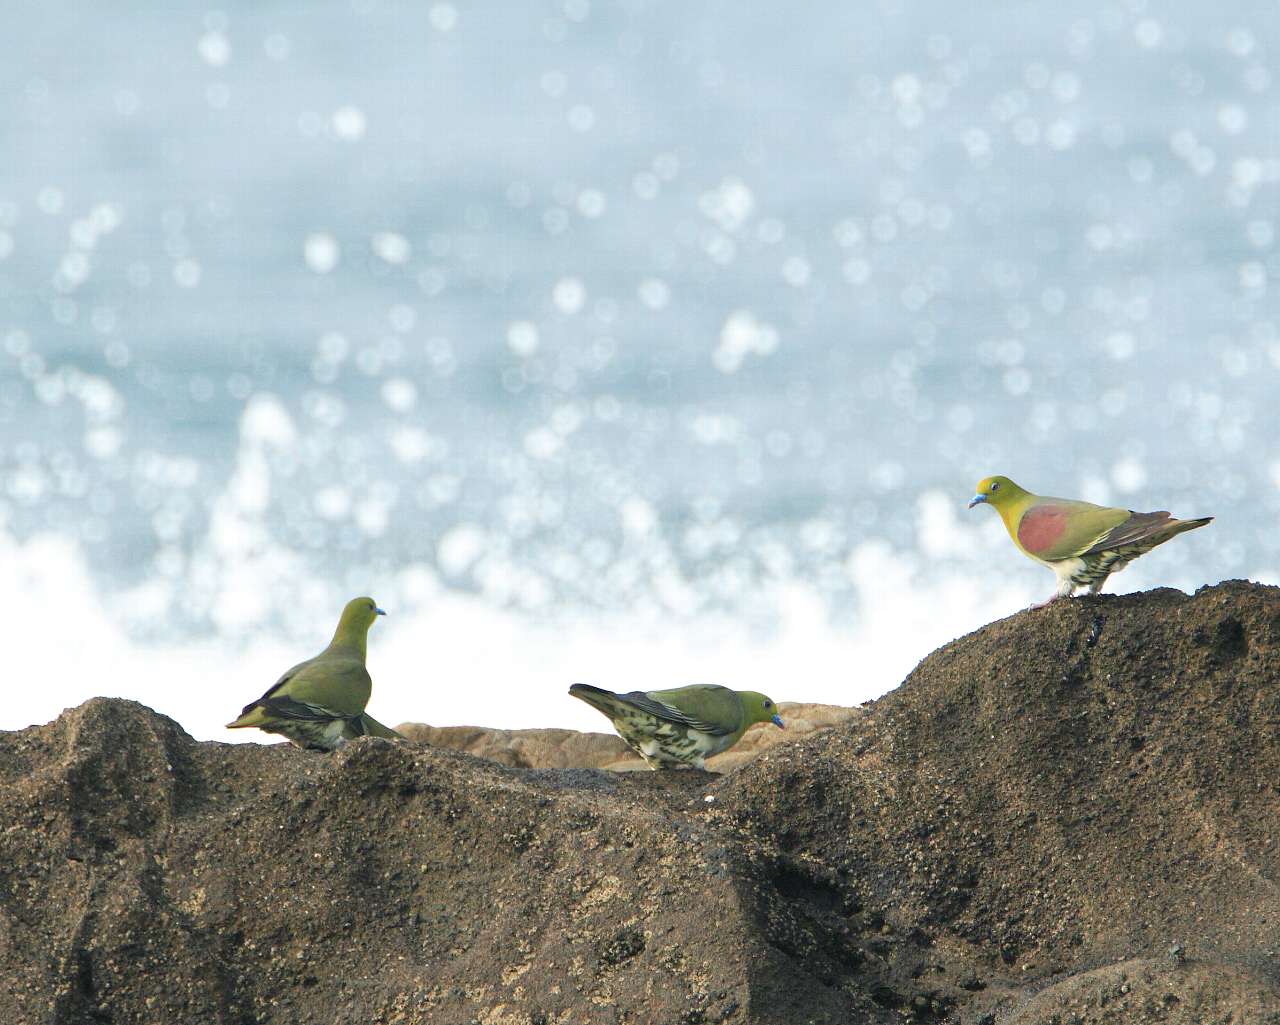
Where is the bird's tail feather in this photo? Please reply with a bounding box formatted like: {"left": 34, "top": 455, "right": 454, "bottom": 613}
{"left": 1152, "top": 515, "right": 1213, "bottom": 545}
{"left": 568, "top": 683, "right": 627, "bottom": 719}
{"left": 355, "top": 712, "right": 405, "bottom": 740}
{"left": 225, "top": 705, "right": 268, "bottom": 729}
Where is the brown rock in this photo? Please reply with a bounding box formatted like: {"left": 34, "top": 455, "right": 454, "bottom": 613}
{"left": 1, "top": 581, "right": 1277, "bottom": 1024}
{"left": 1000, "top": 959, "right": 1280, "bottom": 1024}
{"left": 719, "top": 580, "right": 1280, "bottom": 1022}
{"left": 393, "top": 722, "right": 633, "bottom": 768}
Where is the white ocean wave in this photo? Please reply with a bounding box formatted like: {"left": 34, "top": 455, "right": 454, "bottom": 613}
{"left": 1, "top": 487, "right": 1228, "bottom": 743}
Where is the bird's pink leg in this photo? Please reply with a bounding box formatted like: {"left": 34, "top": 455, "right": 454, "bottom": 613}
{"left": 1029, "top": 577, "right": 1075, "bottom": 610}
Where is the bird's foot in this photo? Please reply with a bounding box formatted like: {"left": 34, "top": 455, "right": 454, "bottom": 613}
{"left": 1029, "top": 594, "right": 1065, "bottom": 610}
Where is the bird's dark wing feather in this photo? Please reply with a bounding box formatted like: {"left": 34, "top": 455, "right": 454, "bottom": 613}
{"left": 1079, "top": 510, "right": 1174, "bottom": 555}
{"left": 255, "top": 695, "right": 351, "bottom": 723}
{"left": 617, "top": 691, "right": 734, "bottom": 735}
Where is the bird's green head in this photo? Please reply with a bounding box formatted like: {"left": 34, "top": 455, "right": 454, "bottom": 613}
{"left": 742, "top": 691, "right": 785, "bottom": 730}
{"left": 336, "top": 596, "right": 387, "bottom": 637}
{"left": 968, "top": 475, "right": 1027, "bottom": 510}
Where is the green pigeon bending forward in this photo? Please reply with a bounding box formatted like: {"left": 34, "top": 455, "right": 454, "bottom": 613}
{"left": 968, "top": 475, "right": 1212, "bottom": 607}
{"left": 226, "top": 596, "right": 403, "bottom": 751}
{"left": 569, "top": 683, "right": 784, "bottom": 770}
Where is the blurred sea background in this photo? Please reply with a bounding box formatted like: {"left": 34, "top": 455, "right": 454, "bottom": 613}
{"left": 0, "top": 1, "right": 1274, "bottom": 740}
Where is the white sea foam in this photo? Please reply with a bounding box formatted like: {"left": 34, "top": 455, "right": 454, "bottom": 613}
{"left": 0, "top": 529, "right": 959, "bottom": 741}
{"left": 1, "top": 488, "right": 1225, "bottom": 746}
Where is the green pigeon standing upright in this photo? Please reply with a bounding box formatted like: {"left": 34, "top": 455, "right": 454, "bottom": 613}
{"left": 568, "top": 683, "right": 784, "bottom": 770}
{"left": 968, "top": 475, "right": 1212, "bottom": 607}
{"left": 226, "top": 596, "right": 403, "bottom": 751}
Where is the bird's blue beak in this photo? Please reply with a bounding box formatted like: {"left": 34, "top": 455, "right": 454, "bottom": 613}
{"left": 967, "top": 494, "right": 987, "bottom": 509}
{"left": 375, "top": 607, "right": 387, "bottom": 616}
{"left": 771, "top": 714, "right": 785, "bottom": 729}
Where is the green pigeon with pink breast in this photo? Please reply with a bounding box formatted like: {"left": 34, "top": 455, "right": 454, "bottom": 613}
{"left": 968, "top": 475, "right": 1212, "bottom": 607}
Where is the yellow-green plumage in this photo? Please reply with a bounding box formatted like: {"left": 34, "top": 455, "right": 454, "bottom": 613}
{"left": 969, "top": 475, "right": 1212, "bottom": 606}
{"left": 226, "top": 596, "right": 402, "bottom": 751}
{"left": 569, "top": 683, "right": 784, "bottom": 770}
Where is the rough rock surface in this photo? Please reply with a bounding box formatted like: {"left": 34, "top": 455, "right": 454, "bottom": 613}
{"left": 2, "top": 581, "right": 1278, "bottom": 1024}
{"left": 393, "top": 722, "right": 634, "bottom": 768}
{"left": 395, "top": 702, "right": 861, "bottom": 772}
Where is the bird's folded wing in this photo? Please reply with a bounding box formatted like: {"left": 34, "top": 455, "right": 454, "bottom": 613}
{"left": 619, "top": 691, "right": 735, "bottom": 735}
{"left": 256, "top": 695, "right": 353, "bottom": 723}
{"left": 270, "top": 660, "right": 372, "bottom": 716}
{"left": 1078, "top": 510, "right": 1174, "bottom": 555}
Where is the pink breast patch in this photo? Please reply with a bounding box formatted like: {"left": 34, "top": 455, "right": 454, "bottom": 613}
{"left": 1017, "top": 505, "right": 1068, "bottom": 554}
